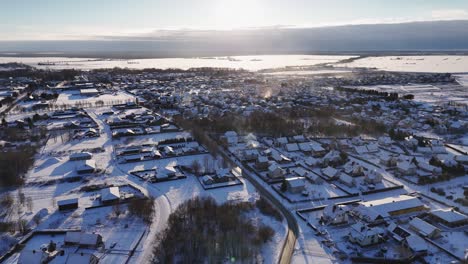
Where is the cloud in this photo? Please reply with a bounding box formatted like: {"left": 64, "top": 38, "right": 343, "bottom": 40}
{"left": 432, "top": 9, "right": 468, "bottom": 20}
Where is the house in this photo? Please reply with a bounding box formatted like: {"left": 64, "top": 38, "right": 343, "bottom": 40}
{"left": 292, "top": 135, "right": 306, "bottom": 143}
{"left": 157, "top": 166, "right": 177, "bottom": 179}
{"left": 64, "top": 232, "right": 103, "bottom": 248}
{"left": 243, "top": 149, "right": 259, "bottom": 161}
{"left": 339, "top": 173, "right": 355, "bottom": 187}
{"left": 409, "top": 217, "right": 441, "bottom": 238}
{"left": 65, "top": 253, "right": 99, "bottom": 264}
{"left": 304, "top": 157, "right": 319, "bottom": 167}
{"left": 349, "top": 222, "right": 384, "bottom": 246}
{"left": 255, "top": 156, "right": 269, "bottom": 170}
{"left": 285, "top": 177, "right": 306, "bottom": 193}
{"left": 215, "top": 168, "right": 234, "bottom": 182}
{"left": 57, "top": 198, "right": 79, "bottom": 211}
{"left": 364, "top": 170, "right": 383, "bottom": 184}
{"left": 428, "top": 209, "right": 468, "bottom": 228}
{"left": 322, "top": 204, "right": 349, "bottom": 225}
{"left": 100, "top": 187, "right": 120, "bottom": 204}
{"left": 223, "top": 131, "right": 238, "bottom": 146}
{"left": 378, "top": 136, "right": 393, "bottom": 146}
{"left": 202, "top": 175, "right": 214, "bottom": 185}
{"left": 69, "top": 152, "right": 93, "bottom": 161}
{"left": 343, "top": 161, "right": 364, "bottom": 176}
{"left": 268, "top": 163, "right": 285, "bottom": 179}
{"left": 298, "top": 142, "right": 312, "bottom": 152}
{"left": 275, "top": 137, "right": 288, "bottom": 147}
{"left": 310, "top": 142, "right": 326, "bottom": 157}
{"left": 387, "top": 223, "right": 411, "bottom": 242}
{"left": 321, "top": 166, "right": 339, "bottom": 180}
{"left": 285, "top": 143, "right": 299, "bottom": 152}
{"left": 403, "top": 235, "right": 428, "bottom": 255}
{"left": 396, "top": 160, "right": 417, "bottom": 175}
{"left": 76, "top": 159, "right": 96, "bottom": 174}
{"left": 380, "top": 153, "right": 397, "bottom": 167}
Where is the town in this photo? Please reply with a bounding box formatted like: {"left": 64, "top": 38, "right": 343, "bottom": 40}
{"left": 0, "top": 61, "right": 467, "bottom": 264}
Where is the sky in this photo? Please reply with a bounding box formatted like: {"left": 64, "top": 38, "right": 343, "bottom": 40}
{"left": 1, "top": 0, "right": 468, "bottom": 40}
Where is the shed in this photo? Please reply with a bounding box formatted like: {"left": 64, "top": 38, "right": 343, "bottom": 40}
{"left": 57, "top": 198, "right": 79, "bottom": 211}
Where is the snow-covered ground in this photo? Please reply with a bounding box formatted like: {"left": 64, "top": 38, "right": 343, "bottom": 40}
{"left": 336, "top": 55, "right": 468, "bottom": 73}
{"left": 0, "top": 55, "right": 355, "bottom": 71}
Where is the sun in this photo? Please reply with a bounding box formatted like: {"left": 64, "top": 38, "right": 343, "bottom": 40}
{"left": 213, "top": 0, "right": 264, "bottom": 29}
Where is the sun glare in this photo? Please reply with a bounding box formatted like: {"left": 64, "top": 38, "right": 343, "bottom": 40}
{"left": 213, "top": 0, "right": 264, "bottom": 29}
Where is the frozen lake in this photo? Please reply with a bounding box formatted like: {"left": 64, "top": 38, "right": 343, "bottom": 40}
{"left": 0, "top": 55, "right": 354, "bottom": 71}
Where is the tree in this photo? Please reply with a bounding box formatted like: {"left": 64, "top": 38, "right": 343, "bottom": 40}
{"left": 26, "top": 197, "right": 33, "bottom": 212}
{"left": 191, "top": 160, "right": 201, "bottom": 175}
{"left": 280, "top": 180, "right": 288, "bottom": 192}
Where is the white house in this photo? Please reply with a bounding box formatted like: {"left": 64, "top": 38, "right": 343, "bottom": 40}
{"left": 322, "top": 204, "right": 349, "bottom": 225}
{"left": 349, "top": 222, "right": 384, "bottom": 246}
{"left": 76, "top": 159, "right": 96, "bottom": 174}
{"left": 364, "top": 170, "right": 383, "bottom": 184}
{"left": 268, "top": 163, "right": 285, "bottom": 179}
{"left": 321, "top": 166, "right": 339, "bottom": 180}
{"left": 397, "top": 160, "right": 417, "bottom": 175}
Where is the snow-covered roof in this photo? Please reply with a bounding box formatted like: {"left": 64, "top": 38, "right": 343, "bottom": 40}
{"left": 405, "top": 234, "right": 428, "bottom": 252}
{"left": 69, "top": 152, "right": 92, "bottom": 160}
{"left": 430, "top": 209, "right": 468, "bottom": 223}
{"left": 360, "top": 195, "right": 426, "bottom": 218}
{"left": 285, "top": 177, "right": 306, "bottom": 188}
{"left": 77, "top": 159, "right": 96, "bottom": 171}
{"left": 409, "top": 217, "right": 440, "bottom": 237}
{"left": 285, "top": 143, "right": 299, "bottom": 152}
{"left": 322, "top": 166, "right": 339, "bottom": 178}
{"left": 57, "top": 198, "right": 79, "bottom": 206}
{"left": 101, "top": 187, "right": 120, "bottom": 202}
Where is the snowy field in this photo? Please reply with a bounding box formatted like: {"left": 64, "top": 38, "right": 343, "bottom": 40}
{"left": 344, "top": 83, "right": 468, "bottom": 105}
{"left": 54, "top": 90, "right": 135, "bottom": 107}
{"left": 0, "top": 55, "right": 354, "bottom": 71}
{"left": 336, "top": 55, "right": 468, "bottom": 73}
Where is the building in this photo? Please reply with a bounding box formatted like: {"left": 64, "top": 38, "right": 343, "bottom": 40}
{"left": 69, "top": 152, "right": 93, "bottom": 161}
{"left": 100, "top": 187, "right": 120, "bottom": 204}
{"left": 349, "top": 222, "right": 385, "bottom": 246}
{"left": 428, "top": 209, "right": 468, "bottom": 228}
{"left": 321, "top": 166, "right": 339, "bottom": 180}
{"left": 57, "top": 198, "right": 79, "bottom": 211}
{"left": 268, "top": 163, "right": 285, "bottom": 179}
{"left": 339, "top": 173, "right": 355, "bottom": 187}
{"left": 80, "top": 88, "right": 99, "bottom": 96}
{"left": 285, "top": 177, "right": 306, "bottom": 193}
{"left": 364, "top": 170, "right": 383, "bottom": 184}
{"left": 255, "top": 156, "right": 269, "bottom": 170}
{"left": 403, "top": 235, "right": 428, "bottom": 255}
{"left": 322, "top": 204, "right": 349, "bottom": 225}
{"left": 76, "top": 160, "right": 96, "bottom": 174}
{"left": 64, "top": 232, "right": 103, "bottom": 248}
{"left": 357, "top": 195, "right": 428, "bottom": 220}
{"left": 409, "top": 217, "right": 441, "bottom": 238}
